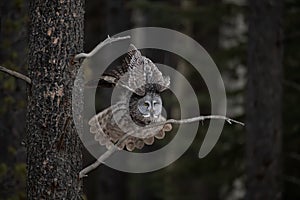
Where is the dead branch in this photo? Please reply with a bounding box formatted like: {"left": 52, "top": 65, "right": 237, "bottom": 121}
{"left": 74, "top": 35, "right": 131, "bottom": 60}
{"left": 147, "top": 115, "right": 244, "bottom": 129}
{"left": 79, "top": 133, "right": 129, "bottom": 178}
{"left": 0, "top": 65, "right": 31, "bottom": 84}
{"left": 79, "top": 115, "right": 244, "bottom": 178}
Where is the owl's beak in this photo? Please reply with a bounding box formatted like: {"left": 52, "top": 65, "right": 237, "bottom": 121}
{"left": 153, "top": 114, "right": 159, "bottom": 118}
{"left": 150, "top": 109, "right": 159, "bottom": 118}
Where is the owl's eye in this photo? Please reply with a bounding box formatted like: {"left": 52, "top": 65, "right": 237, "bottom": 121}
{"left": 138, "top": 100, "right": 151, "bottom": 117}
{"left": 152, "top": 100, "right": 161, "bottom": 107}
{"left": 144, "top": 101, "right": 150, "bottom": 108}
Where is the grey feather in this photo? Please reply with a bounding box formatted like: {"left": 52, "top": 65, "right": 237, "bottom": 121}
{"left": 88, "top": 44, "right": 172, "bottom": 151}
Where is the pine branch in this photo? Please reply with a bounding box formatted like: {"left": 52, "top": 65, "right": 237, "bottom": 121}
{"left": 79, "top": 115, "right": 244, "bottom": 178}
{"left": 74, "top": 35, "right": 131, "bottom": 60}
{"left": 0, "top": 65, "right": 31, "bottom": 84}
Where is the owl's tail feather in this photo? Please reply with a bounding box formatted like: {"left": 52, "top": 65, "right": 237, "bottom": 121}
{"left": 144, "top": 137, "right": 154, "bottom": 145}
{"left": 123, "top": 123, "right": 173, "bottom": 151}
{"left": 89, "top": 114, "right": 173, "bottom": 152}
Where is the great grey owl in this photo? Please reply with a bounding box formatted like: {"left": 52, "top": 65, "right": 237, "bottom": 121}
{"left": 88, "top": 44, "right": 172, "bottom": 151}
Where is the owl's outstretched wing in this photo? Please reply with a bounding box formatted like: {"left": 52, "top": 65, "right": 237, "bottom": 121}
{"left": 85, "top": 44, "right": 170, "bottom": 95}
{"left": 84, "top": 65, "right": 128, "bottom": 88}
{"left": 119, "top": 44, "right": 170, "bottom": 95}
{"left": 88, "top": 103, "right": 172, "bottom": 151}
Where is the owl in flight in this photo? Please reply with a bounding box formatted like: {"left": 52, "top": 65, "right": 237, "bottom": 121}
{"left": 88, "top": 44, "right": 172, "bottom": 151}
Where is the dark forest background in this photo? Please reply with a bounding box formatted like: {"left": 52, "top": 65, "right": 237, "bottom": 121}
{"left": 0, "top": 0, "right": 299, "bottom": 199}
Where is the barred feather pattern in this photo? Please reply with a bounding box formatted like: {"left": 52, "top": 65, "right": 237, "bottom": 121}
{"left": 118, "top": 44, "right": 170, "bottom": 95}
{"left": 88, "top": 101, "right": 172, "bottom": 151}
{"left": 88, "top": 44, "right": 172, "bottom": 151}
{"left": 91, "top": 44, "right": 170, "bottom": 94}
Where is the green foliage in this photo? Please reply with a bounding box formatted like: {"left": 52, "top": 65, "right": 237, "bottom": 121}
{"left": 7, "top": 146, "right": 17, "bottom": 156}
{"left": 3, "top": 78, "right": 16, "bottom": 91}
{"left": 14, "top": 0, "right": 24, "bottom": 9}
{"left": 14, "top": 163, "right": 26, "bottom": 183}
{"left": 0, "top": 163, "right": 8, "bottom": 178}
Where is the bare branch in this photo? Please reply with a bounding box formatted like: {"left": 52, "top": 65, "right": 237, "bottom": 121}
{"left": 79, "top": 115, "right": 244, "bottom": 178}
{"left": 79, "top": 134, "right": 129, "bottom": 178}
{"left": 0, "top": 65, "right": 31, "bottom": 84}
{"left": 74, "top": 35, "right": 131, "bottom": 60}
{"left": 143, "top": 115, "right": 244, "bottom": 130}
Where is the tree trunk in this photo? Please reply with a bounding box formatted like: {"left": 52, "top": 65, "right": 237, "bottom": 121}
{"left": 246, "top": 0, "right": 283, "bottom": 199}
{"left": 27, "top": 0, "right": 84, "bottom": 199}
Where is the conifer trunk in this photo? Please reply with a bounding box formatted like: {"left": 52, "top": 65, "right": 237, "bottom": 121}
{"left": 246, "top": 0, "right": 283, "bottom": 199}
{"left": 27, "top": 0, "right": 84, "bottom": 198}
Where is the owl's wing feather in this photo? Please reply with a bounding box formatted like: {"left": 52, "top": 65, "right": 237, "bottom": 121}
{"left": 89, "top": 104, "right": 172, "bottom": 151}
{"left": 88, "top": 44, "right": 171, "bottom": 151}
{"left": 86, "top": 44, "right": 170, "bottom": 95}
{"left": 85, "top": 44, "right": 141, "bottom": 89}
{"left": 85, "top": 76, "right": 117, "bottom": 88}
{"left": 88, "top": 107, "right": 114, "bottom": 149}
{"left": 121, "top": 44, "right": 170, "bottom": 95}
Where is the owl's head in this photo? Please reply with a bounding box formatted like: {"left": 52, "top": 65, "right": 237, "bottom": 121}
{"left": 129, "top": 84, "right": 164, "bottom": 126}
{"left": 137, "top": 93, "right": 162, "bottom": 119}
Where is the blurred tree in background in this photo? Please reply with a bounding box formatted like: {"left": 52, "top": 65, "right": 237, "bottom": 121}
{"left": 0, "top": 0, "right": 27, "bottom": 199}
{"left": 283, "top": 0, "right": 300, "bottom": 199}
{"left": 0, "top": 0, "right": 299, "bottom": 199}
{"left": 246, "top": 0, "right": 283, "bottom": 199}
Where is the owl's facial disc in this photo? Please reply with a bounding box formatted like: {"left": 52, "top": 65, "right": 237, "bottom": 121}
{"left": 137, "top": 95, "right": 162, "bottom": 119}
{"left": 142, "top": 100, "right": 151, "bottom": 117}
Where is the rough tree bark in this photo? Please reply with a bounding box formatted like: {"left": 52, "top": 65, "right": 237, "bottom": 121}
{"left": 27, "top": 0, "right": 84, "bottom": 199}
{"left": 246, "top": 0, "right": 283, "bottom": 199}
